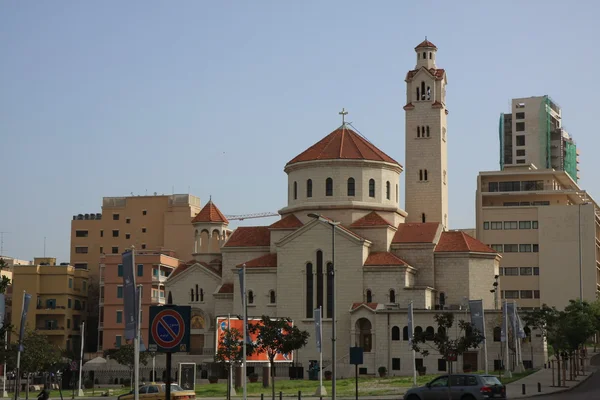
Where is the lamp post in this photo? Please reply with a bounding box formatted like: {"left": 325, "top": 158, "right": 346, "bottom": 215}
{"left": 490, "top": 275, "right": 499, "bottom": 310}
{"left": 308, "top": 213, "right": 340, "bottom": 400}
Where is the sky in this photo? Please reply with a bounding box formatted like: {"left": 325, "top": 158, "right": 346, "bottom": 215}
{"left": 1, "top": 1, "right": 599, "bottom": 262}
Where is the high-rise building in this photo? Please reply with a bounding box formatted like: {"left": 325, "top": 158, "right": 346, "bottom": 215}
{"left": 11, "top": 257, "right": 89, "bottom": 352}
{"left": 70, "top": 194, "right": 201, "bottom": 279}
{"left": 499, "top": 96, "right": 579, "bottom": 182}
{"left": 404, "top": 39, "right": 449, "bottom": 228}
{"left": 475, "top": 165, "right": 599, "bottom": 309}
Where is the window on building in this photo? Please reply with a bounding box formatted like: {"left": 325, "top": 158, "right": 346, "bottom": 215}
{"left": 533, "top": 244, "right": 539, "bottom": 252}
{"left": 493, "top": 327, "right": 502, "bottom": 342}
{"left": 483, "top": 222, "right": 490, "bottom": 230}
{"left": 141, "top": 244, "right": 146, "bottom": 249}
{"left": 516, "top": 159, "right": 526, "bottom": 164}
{"left": 115, "top": 335, "right": 122, "bottom": 348}
{"left": 118, "top": 264, "right": 123, "bottom": 277}
{"left": 68, "top": 298, "right": 72, "bottom": 308}
{"left": 516, "top": 122, "right": 525, "bottom": 131}
{"left": 515, "top": 112, "right": 525, "bottom": 119}
{"left": 117, "top": 286, "right": 123, "bottom": 299}
{"left": 520, "top": 290, "right": 533, "bottom": 299}
{"left": 100, "top": 230, "right": 104, "bottom": 237}
{"left": 424, "top": 169, "right": 428, "bottom": 181}
{"left": 426, "top": 126, "right": 430, "bottom": 137}
{"left": 112, "top": 247, "right": 118, "bottom": 254}
{"left": 67, "top": 319, "right": 71, "bottom": 329}
{"left": 75, "top": 247, "right": 88, "bottom": 254}
{"left": 75, "top": 230, "right": 88, "bottom": 238}
{"left": 316, "top": 251, "right": 324, "bottom": 310}
{"left": 293, "top": 181, "right": 297, "bottom": 200}
{"left": 126, "top": 218, "right": 131, "bottom": 224}
{"left": 520, "top": 267, "right": 533, "bottom": 276}
{"left": 532, "top": 221, "right": 539, "bottom": 229}
{"left": 389, "top": 289, "right": 396, "bottom": 303}
{"left": 504, "top": 244, "right": 518, "bottom": 252}
{"left": 391, "top": 326, "right": 400, "bottom": 341}
{"left": 326, "top": 262, "right": 333, "bottom": 318}
{"left": 137, "top": 264, "right": 144, "bottom": 277}
{"left": 491, "top": 244, "right": 503, "bottom": 252}
{"left": 142, "top": 228, "right": 147, "bottom": 233}
{"left": 421, "top": 213, "right": 426, "bottom": 223}
{"left": 112, "top": 230, "right": 119, "bottom": 238}
{"left": 200, "top": 288, "right": 204, "bottom": 302}
{"left": 392, "top": 358, "right": 401, "bottom": 371}
{"left": 306, "top": 179, "right": 313, "bottom": 198}
{"left": 113, "top": 214, "right": 120, "bottom": 221}
{"left": 438, "top": 359, "right": 447, "bottom": 371}
{"left": 306, "top": 263, "right": 313, "bottom": 318}
{"left": 519, "top": 221, "right": 532, "bottom": 229}
{"left": 499, "top": 267, "right": 504, "bottom": 275}
{"left": 403, "top": 326, "right": 409, "bottom": 340}
{"left": 519, "top": 244, "right": 532, "bottom": 252}
{"left": 504, "top": 267, "right": 519, "bottom": 276}
{"left": 417, "top": 126, "right": 421, "bottom": 138}
{"left": 516, "top": 149, "right": 526, "bottom": 156}
{"left": 534, "top": 267, "right": 540, "bottom": 275}
{"left": 325, "top": 178, "right": 333, "bottom": 196}
{"left": 347, "top": 178, "right": 355, "bottom": 196}
{"left": 369, "top": 179, "right": 375, "bottom": 197}
{"left": 516, "top": 135, "right": 525, "bottom": 146}
{"left": 248, "top": 290, "right": 254, "bottom": 304}
{"left": 269, "top": 290, "right": 276, "bottom": 304}
{"left": 504, "top": 221, "right": 518, "bottom": 230}
{"left": 366, "top": 289, "right": 373, "bottom": 303}
{"left": 386, "top": 181, "right": 391, "bottom": 200}
{"left": 143, "top": 210, "right": 147, "bottom": 216}
{"left": 504, "top": 290, "right": 519, "bottom": 299}
{"left": 490, "top": 221, "right": 503, "bottom": 230}
{"left": 419, "top": 170, "right": 423, "bottom": 181}
{"left": 534, "top": 290, "right": 540, "bottom": 299}
{"left": 116, "top": 311, "right": 123, "bottom": 323}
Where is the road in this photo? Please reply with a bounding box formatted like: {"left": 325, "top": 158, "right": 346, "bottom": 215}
{"left": 529, "top": 354, "right": 600, "bottom": 400}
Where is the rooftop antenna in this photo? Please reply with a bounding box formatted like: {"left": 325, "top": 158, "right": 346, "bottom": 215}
{"left": 43, "top": 236, "right": 46, "bottom": 257}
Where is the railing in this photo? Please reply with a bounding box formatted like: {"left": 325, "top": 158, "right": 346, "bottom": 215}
{"left": 152, "top": 275, "right": 168, "bottom": 283}
{"left": 151, "top": 296, "right": 166, "bottom": 304}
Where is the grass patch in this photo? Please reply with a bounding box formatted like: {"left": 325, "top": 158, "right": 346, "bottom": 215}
{"left": 195, "top": 375, "right": 440, "bottom": 397}
{"left": 494, "top": 368, "right": 539, "bottom": 385}
{"left": 43, "top": 387, "right": 131, "bottom": 398}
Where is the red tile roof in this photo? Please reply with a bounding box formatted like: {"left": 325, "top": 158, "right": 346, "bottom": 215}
{"left": 351, "top": 302, "right": 378, "bottom": 311}
{"left": 286, "top": 126, "right": 400, "bottom": 167}
{"left": 169, "top": 259, "right": 221, "bottom": 279}
{"left": 350, "top": 212, "right": 393, "bottom": 228}
{"left": 192, "top": 200, "right": 229, "bottom": 224}
{"left": 224, "top": 226, "right": 270, "bottom": 247}
{"left": 403, "top": 103, "right": 415, "bottom": 110}
{"left": 238, "top": 253, "right": 277, "bottom": 268}
{"left": 218, "top": 282, "right": 233, "bottom": 294}
{"left": 435, "top": 231, "right": 497, "bottom": 253}
{"left": 431, "top": 101, "right": 443, "bottom": 108}
{"left": 364, "top": 252, "right": 407, "bottom": 266}
{"left": 269, "top": 214, "right": 303, "bottom": 229}
{"left": 405, "top": 68, "right": 445, "bottom": 81}
{"left": 392, "top": 222, "right": 441, "bottom": 243}
{"left": 415, "top": 39, "right": 437, "bottom": 50}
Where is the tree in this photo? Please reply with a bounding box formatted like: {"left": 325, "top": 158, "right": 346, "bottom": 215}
{"left": 104, "top": 343, "right": 149, "bottom": 370}
{"left": 0, "top": 330, "right": 63, "bottom": 374}
{"left": 249, "top": 316, "right": 309, "bottom": 400}
{"left": 411, "top": 313, "right": 484, "bottom": 400}
{"left": 214, "top": 326, "right": 254, "bottom": 398}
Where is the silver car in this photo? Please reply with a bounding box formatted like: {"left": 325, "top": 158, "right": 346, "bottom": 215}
{"left": 404, "top": 374, "right": 506, "bottom": 400}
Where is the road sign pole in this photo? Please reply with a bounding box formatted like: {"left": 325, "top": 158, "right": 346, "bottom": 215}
{"left": 78, "top": 322, "right": 85, "bottom": 396}
{"left": 134, "top": 285, "right": 142, "bottom": 400}
{"left": 165, "top": 296, "right": 173, "bottom": 400}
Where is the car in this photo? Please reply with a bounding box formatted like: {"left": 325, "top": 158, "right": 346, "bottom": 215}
{"left": 404, "top": 374, "right": 506, "bottom": 400}
{"left": 117, "top": 383, "right": 196, "bottom": 400}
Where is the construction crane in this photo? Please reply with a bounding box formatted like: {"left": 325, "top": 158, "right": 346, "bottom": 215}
{"left": 225, "top": 212, "right": 279, "bottom": 221}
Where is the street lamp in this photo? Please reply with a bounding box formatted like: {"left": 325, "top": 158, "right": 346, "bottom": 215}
{"left": 308, "top": 213, "right": 340, "bottom": 400}
{"left": 490, "top": 275, "right": 499, "bottom": 310}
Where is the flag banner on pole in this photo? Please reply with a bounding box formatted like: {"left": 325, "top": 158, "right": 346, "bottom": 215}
{"left": 468, "top": 299, "right": 486, "bottom": 338}
{"left": 238, "top": 268, "right": 244, "bottom": 307}
{"left": 407, "top": 302, "right": 414, "bottom": 346}
{"left": 500, "top": 301, "right": 507, "bottom": 342}
{"left": 314, "top": 308, "right": 322, "bottom": 353}
{"left": 19, "top": 293, "right": 31, "bottom": 351}
{"left": 506, "top": 302, "right": 525, "bottom": 338}
{"left": 122, "top": 250, "right": 137, "bottom": 341}
{"left": 0, "top": 294, "right": 5, "bottom": 330}
{"left": 516, "top": 313, "right": 526, "bottom": 339}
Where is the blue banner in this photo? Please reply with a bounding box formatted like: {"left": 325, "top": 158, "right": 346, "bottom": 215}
{"left": 314, "top": 307, "right": 322, "bottom": 353}
{"left": 407, "top": 302, "right": 414, "bottom": 346}
{"left": 468, "top": 299, "right": 486, "bottom": 339}
{"left": 122, "top": 250, "right": 137, "bottom": 341}
{"left": 19, "top": 293, "right": 31, "bottom": 351}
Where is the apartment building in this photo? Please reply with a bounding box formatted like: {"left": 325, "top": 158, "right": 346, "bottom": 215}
{"left": 70, "top": 194, "right": 201, "bottom": 280}
{"left": 500, "top": 95, "right": 579, "bottom": 182}
{"left": 11, "top": 257, "right": 89, "bottom": 352}
{"left": 476, "top": 165, "right": 600, "bottom": 309}
{"left": 99, "top": 250, "right": 179, "bottom": 351}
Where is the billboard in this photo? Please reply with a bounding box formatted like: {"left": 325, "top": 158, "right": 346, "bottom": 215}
{"left": 215, "top": 317, "right": 294, "bottom": 362}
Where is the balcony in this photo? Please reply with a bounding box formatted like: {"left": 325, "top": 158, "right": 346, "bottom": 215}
{"left": 152, "top": 275, "right": 168, "bottom": 284}
{"left": 36, "top": 327, "right": 65, "bottom": 335}
{"left": 151, "top": 296, "right": 166, "bottom": 305}
{"left": 36, "top": 306, "right": 66, "bottom": 314}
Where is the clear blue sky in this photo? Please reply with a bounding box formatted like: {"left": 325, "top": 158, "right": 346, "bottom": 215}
{"left": 2, "top": 1, "right": 599, "bottom": 262}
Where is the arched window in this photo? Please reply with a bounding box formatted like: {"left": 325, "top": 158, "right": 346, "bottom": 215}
{"left": 389, "top": 289, "right": 396, "bottom": 303}
{"left": 325, "top": 178, "right": 333, "bottom": 196}
{"left": 306, "top": 263, "right": 313, "bottom": 318}
{"left": 248, "top": 290, "right": 254, "bottom": 304}
{"left": 493, "top": 327, "right": 502, "bottom": 342}
{"left": 307, "top": 179, "right": 313, "bottom": 198}
{"left": 424, "top": 169, "right": 428, "bottom": 181}
{"left": 293, "top": 181, "right": 298, "bottom": 200}
{"left": 426, "top": 86, "right": 431, "bottom": 100}
{"left": 269, "top": 290, "right": 276, "bottom": 304}
{"left": 425, "top": 326, "right": 435, "bottom": 341}
{"left": 386, "top": 181, "right": 391, "bottom": 200}
{"left": 366, "top": 289, "right": 373, "bottom": 303}
{"left": 347, "top": 178, "right": 355, "bottom": 196}
{"left": 422, "top": 52, "right": 426, "bottom": 60}
{"left": 391, "top": 326, "right": 400, "bottom": 341}
{"left": 200, "top": 288, "right": 204, "bottom": 302}
{"left": 429, "top": 52, "right": 432, "bottom": 59}
{"left": 190, "top": 288, "right": 194, "bottom": 302}
{"left": 422, "top": 125, "right": 425, "bottom": 134}
{"left": 195, "top": 284, "right": 199, "bottom": 302}
{"left": 421, "top": 213, "right": 426, "bottom": 223}
{"left": 417, "top": 126, "right": 421, "bottom": 137}
{"left": 421, "top": 81, "right": 425, "bottom": 100}
{"left": 316, "top": 251, "right": 324, "bottom": 310}
{"left": 416, "top": 87, "right": 420, "bottom": 101}
{"left": 403, "top": 326, "right": 409, "bottom": 340}
{"left": 419, "top": 170, "right": 423, "bottom": 181}
{"left": 426, "top": 126, "right": 430, "bottom": 137}
{"left": 369, "top": 179, "right": 375, "bottom": 198}
{"left": 439, "top": 292, "right": 446, "bottom": 307}
{"left": 438, "top": 326, "right": 446, "bottom": 337}
{"left": 415, "top": 326, "right": 423, "bottom": 337}
{"left": 524, "top": 326, "right": 531, "bottom": 342}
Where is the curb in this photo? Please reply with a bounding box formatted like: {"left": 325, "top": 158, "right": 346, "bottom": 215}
{"left": 513, "top": 369, "right": 596, "bottom": 399}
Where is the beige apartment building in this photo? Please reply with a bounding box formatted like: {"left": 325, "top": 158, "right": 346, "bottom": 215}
{"left": 70, "top": 194, "right": 201, "bottom": 280}
{"left": 476, "top": 165, "right": 600, "bottom": 309}
{"left": 500, "top": 95, "right": 579, "bottom": 182}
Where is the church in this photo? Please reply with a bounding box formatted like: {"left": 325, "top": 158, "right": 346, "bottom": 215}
{"left": 165, "top": 40, "right": 546, "bottom": 376}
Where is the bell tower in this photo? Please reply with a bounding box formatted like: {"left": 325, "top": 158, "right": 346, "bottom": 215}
{"left": 404, "top": 39, "right": 449, "bottom": 229}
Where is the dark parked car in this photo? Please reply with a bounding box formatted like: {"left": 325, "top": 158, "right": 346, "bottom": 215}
{"left": 404, "top": 374, "right": 506, "bottom": 399}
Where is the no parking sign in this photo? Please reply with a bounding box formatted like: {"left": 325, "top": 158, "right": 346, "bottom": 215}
{"left": 148, "top": 305, "right": 191, "bottom": 353}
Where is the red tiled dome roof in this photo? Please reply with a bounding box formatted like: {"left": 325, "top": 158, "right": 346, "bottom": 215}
{"left": 415, "top": 39, "right": 437, "bottom": 50}
{"left": 192, "top": 200, "right": 228, "bottom": 224}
